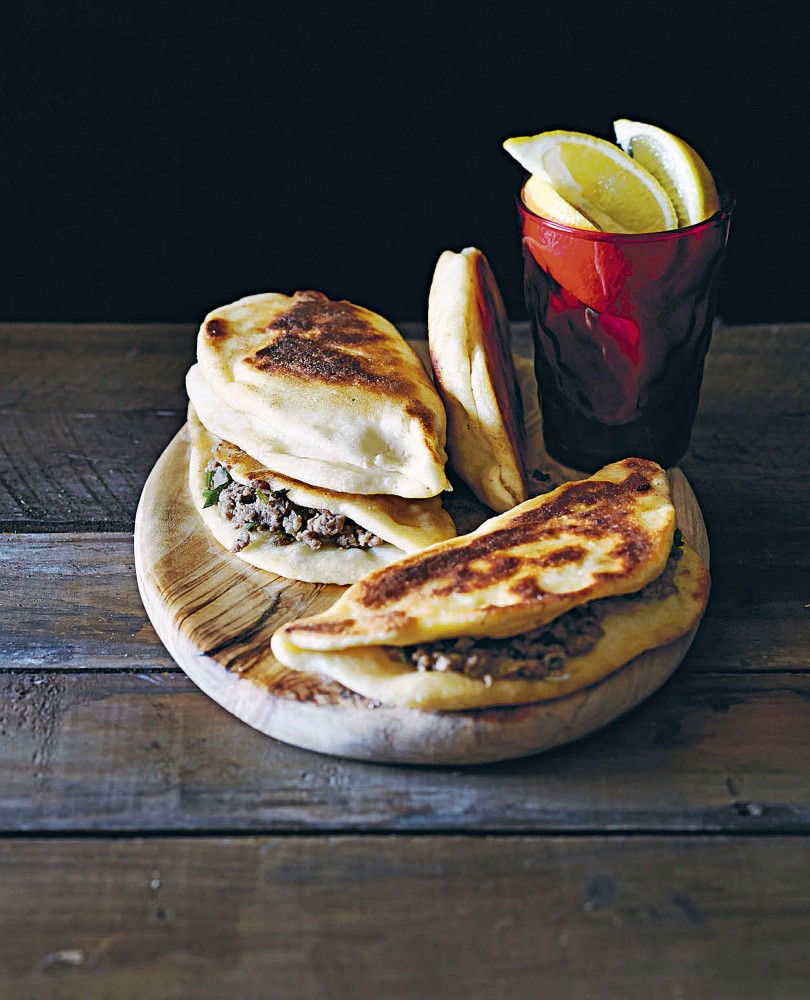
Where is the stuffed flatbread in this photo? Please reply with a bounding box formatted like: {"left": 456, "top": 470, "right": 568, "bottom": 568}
{"left": 189, "top": 405, "right": 455, "bottom": 585}
{"left": 271, "top": 458, "right": 710, "bottom": 708}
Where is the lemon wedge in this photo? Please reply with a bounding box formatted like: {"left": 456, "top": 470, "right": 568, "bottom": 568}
{"left": 522, "top": 174, "right": 600, "bottom": 230}
{"left": 613, "top": 119, "right": 721, "bottom": 227}
{"left": 504, "top": 129, "right": 678, "bottom": 233}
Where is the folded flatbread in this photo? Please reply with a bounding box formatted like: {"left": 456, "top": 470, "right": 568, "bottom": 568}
{"left": 188, "top": 406, "right": 455, "bottom": 586}
{"left": 428, "top": 248, "right": 529, "bottom": 512}
{"left": 271, "top": 458, "right": 710, "bottom": 709}
{"left": 189, "top": 290, "right": 449, "bottom": 498}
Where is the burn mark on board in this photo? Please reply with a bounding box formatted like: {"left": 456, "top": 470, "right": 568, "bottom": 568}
{"left": 202, "top": 595, "right": 282, "bottom": 660}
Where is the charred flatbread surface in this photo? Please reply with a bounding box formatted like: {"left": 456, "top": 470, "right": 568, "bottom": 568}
{"left": 274, "top": 458, "right": 675, "bottom": 652}
{"left": 191, "top": 290, "right": 449, "bottom": 497}
{"left": 405, "top": 531, "right": 684, "bottom": 682}
{"left": 245, "top": 293, "right": 414, "bottom": 396}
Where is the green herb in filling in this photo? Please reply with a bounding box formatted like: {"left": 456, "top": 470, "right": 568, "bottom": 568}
{"left": 202, "top": 465, "right": 232, "bottom": 508}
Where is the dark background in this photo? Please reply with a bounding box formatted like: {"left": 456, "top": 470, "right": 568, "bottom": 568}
{"left": 3, "top": 0, "right": 808, "bottom": 325}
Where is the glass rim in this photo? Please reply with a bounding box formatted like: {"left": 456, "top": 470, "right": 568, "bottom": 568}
{"left": 517, "top": 174, "right": 734, "bottom": 243}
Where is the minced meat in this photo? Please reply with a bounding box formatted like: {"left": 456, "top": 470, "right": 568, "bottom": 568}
{"left": 403, "top": 530, "right": 684, "bottom": 683}
{"left": 406, "top": 602, "right": 606, "bottom": 683}
{"left": 203, "top": 460, "right": 384, "bottom": 554}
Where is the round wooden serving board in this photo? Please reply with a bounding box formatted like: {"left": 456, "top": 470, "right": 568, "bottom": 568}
{"left": 135, "top": 426, "right": 709, "bottom": 765}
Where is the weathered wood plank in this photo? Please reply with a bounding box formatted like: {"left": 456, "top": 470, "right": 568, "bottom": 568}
{"left": 0, "top": 323, "right": 808, "bottom": 531}
{"left": 1, "top": 671, "right": 808, "bottom": 833}
{"left": 0, "top": 410, "right": 186, "bottom": 531}
{"left": 3, "top": 322, "right": 805, "bottom": 414}
{"left": 0, "top": 323, "right": 193, "bottom": 531}
{"left": 682, "top": 325, "right": 810, "bottom": 527}
{"left": 0, "top": 534, "right": 167, "bottom": 670}
{"left": 0, "top": 323, "right": 195, "bottom": 411}
{"left": 1, "top": 835, "right": 808, "bottom": 1000}
{"left": 3, "top": 533, "right": 808, "bottom": 674}
{"left": 688, "top": 524, "right": 810, "bottom": 671}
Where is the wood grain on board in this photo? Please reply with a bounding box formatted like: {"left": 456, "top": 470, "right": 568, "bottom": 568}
{"left": 1, "top": 671, "right": 809, "bottom": 833}
{"left": 2, "top": 836, "right": 809, "bottom": 1000}
{"left": 1, "top": 322, "right": 808, "bottom": 532}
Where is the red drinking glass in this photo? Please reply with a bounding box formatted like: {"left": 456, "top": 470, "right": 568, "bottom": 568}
{"left": 519, "top": 183, "right": 734, "bottom": 471}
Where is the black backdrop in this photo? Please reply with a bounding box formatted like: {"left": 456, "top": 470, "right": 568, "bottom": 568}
{"left": 4, "top": 0, "right": 808, "bottom": 325}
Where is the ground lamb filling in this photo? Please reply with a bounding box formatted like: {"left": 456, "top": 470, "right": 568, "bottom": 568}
{"left": 203, "top": 460, "right": 385, "bottom": 554}
{"left": 403, "top": 531, "right": 684, "bottom": 684}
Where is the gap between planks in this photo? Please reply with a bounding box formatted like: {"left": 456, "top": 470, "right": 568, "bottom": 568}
{"left": 0, "top": 828, "right": 809, "bottom": 841}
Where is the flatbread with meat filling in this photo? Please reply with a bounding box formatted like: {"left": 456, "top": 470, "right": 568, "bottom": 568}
{"left": 188, "top": 290, "right": 449, "bottom": 498}
{"left": 188, "top": 406, "right": 455, "bottom": 586}
{"left": 271, "top": 458, "right": 710, "bottom": 709}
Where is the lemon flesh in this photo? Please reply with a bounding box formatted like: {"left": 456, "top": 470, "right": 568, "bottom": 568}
{"left": 522, "top": 174, "right": 600, "bottom": 230}
{"left": 504, "top": 130, "right": 678, "bottom": 234}
{"left": 613, "top": 119, "right": 721, "bottom": 227}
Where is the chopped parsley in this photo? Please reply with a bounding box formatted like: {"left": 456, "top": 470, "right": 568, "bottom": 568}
{"left": 202, "top": 465, "right": 232, "bottom": 508}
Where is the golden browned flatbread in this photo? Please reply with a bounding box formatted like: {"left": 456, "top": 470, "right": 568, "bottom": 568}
{"left": 275, "top": 457, "right": 675, "bottom": 648}
{"left": 428, "top": 248, "right": 529, "bottom": 512}
{"left": 271, "top": 543, "right": 708, "bottom": 710}
{"left": 189, "top": 290, "right": 449, "bottom": 498}
{"left": 188, "top": 406, "right": 455, "bottom": 586}
{"left": 271, "top": 458, "right": 709, "bottom": 709}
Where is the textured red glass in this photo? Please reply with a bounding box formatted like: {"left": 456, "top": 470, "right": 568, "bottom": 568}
{"left": 519, "top": 185, "right": 734, "bottom": 471}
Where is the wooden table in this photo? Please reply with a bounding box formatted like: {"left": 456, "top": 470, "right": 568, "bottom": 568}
{"left": 1, "top": 321, "right": 808, "bottom": 999}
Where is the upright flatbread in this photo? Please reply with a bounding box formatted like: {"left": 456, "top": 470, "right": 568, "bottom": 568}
{"left": 428, "top": 248, "right": 529, "bottom": 512}
{"left": 188, "top": 406, "right": 455, "bottom": 586}
{"left": 190, "top": 290, "right": 449, "bottom": 497}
